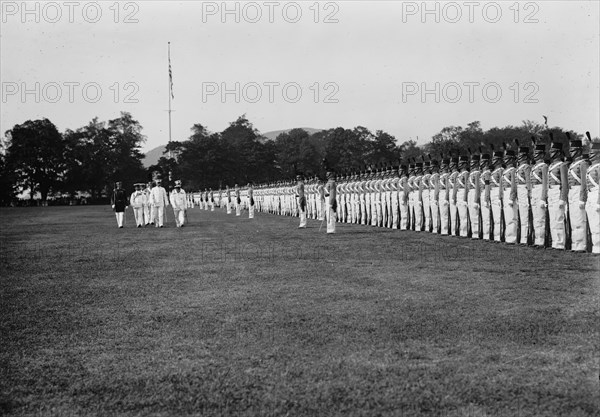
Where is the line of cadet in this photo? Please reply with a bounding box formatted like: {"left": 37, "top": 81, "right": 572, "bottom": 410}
{"left": 199, "top": 133, "right": 599, "bottom": 253}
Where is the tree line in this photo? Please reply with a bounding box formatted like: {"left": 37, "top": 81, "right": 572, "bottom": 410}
{"left": 1, "top": 112, "right": 590, "bottom": 205}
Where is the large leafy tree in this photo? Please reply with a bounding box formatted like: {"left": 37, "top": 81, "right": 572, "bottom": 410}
{"left": 0, "top": 150, "right": 17, "bottom": 205}
{"left": 106, "top": 112, "right": 146, "bottom": 187}
{"left": 168, "top": 116, "right": 280, "bottom": 190}
{"left": 62, "top": 112, "right": 146, "bottom": 199}
{"left": 62, "top": 118, "right": 112, "bottom": 199}
{"left": 5, "top": 119, "right": 65, "bottom": 201}
{"left": 274, "top": 128, "right": 321, "bottom": 178}
{"left": 321, "top": 127, "right": 372, "bottom": 172}
{"left": 368, "top": 130, "right": 402, "bottom": 165}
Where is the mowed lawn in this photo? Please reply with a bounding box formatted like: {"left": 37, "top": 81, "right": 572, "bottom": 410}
{"left": 0, "top": 205, "right": 598, "bottom": 417}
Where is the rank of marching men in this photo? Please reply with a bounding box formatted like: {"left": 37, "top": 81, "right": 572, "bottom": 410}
{"left": 110, "top": 177, "right": 189, "bottom": 228}
{"left": 205, "top": 131, "right": 598, "bottom": 253}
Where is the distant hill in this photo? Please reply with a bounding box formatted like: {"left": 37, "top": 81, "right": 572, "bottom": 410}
{"left": 260, "top": 127, "right": 324, "bottom": 142}
{"left": 142, "top": 127, "right": 324, "bottom": 168}
{"left": 142, "top": 145, "right": 168, "bottom": 168}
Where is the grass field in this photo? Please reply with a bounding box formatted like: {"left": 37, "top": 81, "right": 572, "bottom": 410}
{"left": 1, "top": 205, "right": 598, "bottom": 416}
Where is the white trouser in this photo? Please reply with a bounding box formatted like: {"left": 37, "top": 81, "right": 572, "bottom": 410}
{"left": 249, "top": 204, "right": 255, "bottom": 219}
{"left": 236, "top": 202, "right": 241, "bottom": 216}
{"left": 480, "top": 201, "right": 491, "bottom": 240}
{"left": 399, "top": 192, "right": 408, "bottom": 231}
{"left": 457, "top": 189, "right": 468, "bottom": 237}
{"left": 153, "top": 206, "right": 165, "bottom": 227}
{"left": 503, "top": 192, "right": 517, "bottom": 244}
{"left": 115, "top": 212, "right": 124, "bottom": 227}
{"left": 414, "top": 196, "right": 423, "bottom": 232}
{"left": 144, "top": 205, "right": 152, "bottom": 224}
{"left": 317, "top": 199, "right": 324, "bottom": 221}
{"left": 226, "top": 201, "right": 232, "bottom": 214}
{"left": 449, "top": 195, "right": 457, "bottom": 236}
{"left": 490, "top": 187, "right": 502, "bottom": 242}
{"left": 299, "top": 208, "right": 307, "bottom": 228}
{"left": 440, "top": 199, "right": 449, "bottom": 235}
{"left": 422, "top": 190, "right": 431, "bottom": 232}
{"left": 585, "top": 186, "right": 599, "bottom": 253}
{"left": 467, "top": 191, "right": 479, "bottom": 239}
{"left": 430, "top": 199, "right": 439, "bottom": 234}
{"left": 517, "top": 186, "right": 530, "bottom": 244}
{"left": 133, "top": 207, "right": 144, "bottom": 226}
{"left": 326, "top": 205, "right": 336, "bottom": 233}
{"left": 173, "top": 208, "right": 185, "bottom": 227}
{"left": 547, "top": 187, "right": 565, "bottom": 249}
{"left": 530, "top": 184, "right": 546, "bottom": 246}
{"left": 568, "top": 186, "right": 587, "bottom": 251}
{"left": 371, "top": 193, "right": 378, "bottom": 226}
{"left": 360, "top": 196, "right": 367, "bottom": 225}
{"left": 392, "top": 191, "right": 399, "bottom": 229}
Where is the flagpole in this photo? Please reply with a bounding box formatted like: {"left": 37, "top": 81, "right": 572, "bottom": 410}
{"left": 167, "top": 41, "right": 174, "bottom": 189}
{"left": 168, "top": 41, "right": 172, "bottom": 160}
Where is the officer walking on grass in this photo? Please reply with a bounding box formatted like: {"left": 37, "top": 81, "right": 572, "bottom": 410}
{"left": 130, "top": 183, "right": 146, "bottom": 228}
{"left": 170, "top": 180, "right": 187, "bottom": 227}
{"left": 150, "top": 178, "right": 169, "bottom": 228}
{"left": 111, "top": 181, "right": 128, "bottom": 228}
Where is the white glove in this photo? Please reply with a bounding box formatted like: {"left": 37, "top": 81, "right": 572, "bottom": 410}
{"left": 473, "top": 203, "right": 480, "bottom": 210}
{"left": 578, "top": 201, "right": 586, "bottom": 210}
{"left": 596, "top": 204, "right": 600, "bottom": 213}
{"left": 508, "top": 200, "right": 514, "bottom": 207}
{"left": 125, "top": 206, "right": 129, "bottom": 210}
{"left": 558, "top": 200, "right": 565, "bottom": 208}
{"left": 482, "top": 201, "right": 490, "bottom": 208}
{"left": 539, "top": 201, "right": 547, "bottom": 209}
{"left": 111, "top": 205, "right": 115, "bottom": 209}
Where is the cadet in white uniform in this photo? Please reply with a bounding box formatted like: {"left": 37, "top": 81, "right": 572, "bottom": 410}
{"left": 296, "top": 175, "right": 307, "bottom": 228}
{"left": 150, "top": 178, "right": 169, "bottom": 228}
{"left": 325, "top": 170, "right": 337, "bottom": 234}
{"left": 566, "top": 137, "right": 588, "bottom": 252}
{"left": 130, "top": 183, "right": 146, "bottom": 227}
{"left": 585, "top": 137, "right": 600, "bottom": 254}
{"left": 170, "top": 180, "right": 187, "bottom": 227}
{"left": 144, "top": 182, "right": 154, "bottom": 226}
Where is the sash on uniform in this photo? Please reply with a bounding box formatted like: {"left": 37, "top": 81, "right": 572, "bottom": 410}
{"left": 588, "top": 163, "right": 600, "bottom": 188}
{"left": 531, "top": 163, "right": 545, "bottom": 184}
{"left": 516, "top": 165, "right": 528, "bottom": 184}
{"left": 569, "top": 160, "right": 583, "bottom": 184}
{"left": 469, "top": 171, "right": 480, "bottom": 188}
{"left": 548, "top": 162, "right": 563, "bottom": 184}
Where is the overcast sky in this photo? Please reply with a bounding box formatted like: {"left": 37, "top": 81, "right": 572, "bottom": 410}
{"left": 2, "top": 1, "right": 599, "bottom": 152}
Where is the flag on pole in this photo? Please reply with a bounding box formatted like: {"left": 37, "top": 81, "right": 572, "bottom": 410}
{"left": 168, "top": 42, "right": 174, "bottom": 99}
